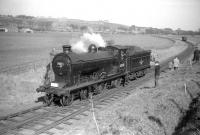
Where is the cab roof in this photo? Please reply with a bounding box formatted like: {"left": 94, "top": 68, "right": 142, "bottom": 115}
{"left": 106, "top": 45, "right": 144, "bottom": 51}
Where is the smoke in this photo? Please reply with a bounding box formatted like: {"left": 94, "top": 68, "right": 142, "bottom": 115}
{"left": 71, "top": 33, "right": 106, "bottom": 53}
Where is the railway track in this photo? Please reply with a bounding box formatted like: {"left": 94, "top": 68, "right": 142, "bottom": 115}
{"left": 0, "top": 72, "right": 152, "bottom": 135}
{"left": 0, "top": 39, "right": 194, "bottom": 135}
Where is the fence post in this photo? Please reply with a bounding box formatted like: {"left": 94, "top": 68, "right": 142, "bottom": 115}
{"left": 89, "top": 94, "right": 100, "bottom": 135}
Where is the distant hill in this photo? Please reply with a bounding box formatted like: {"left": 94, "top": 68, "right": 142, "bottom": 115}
{"left": 0, "top": 15, "right": 129, "bottom": 33}
{"left": 0, "top": 15, "right": 199, "bottom": 35}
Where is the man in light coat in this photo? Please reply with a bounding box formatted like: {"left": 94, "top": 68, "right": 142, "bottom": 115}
{"left": 173, "top": 57, "right": 180, "bottom": 70}
{"left": 192, "top": 47, "right": 200, "bottom": 63}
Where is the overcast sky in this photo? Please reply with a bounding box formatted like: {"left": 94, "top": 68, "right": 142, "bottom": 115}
{"left": 0, "top": 0, "right": 200, "bottom": 31}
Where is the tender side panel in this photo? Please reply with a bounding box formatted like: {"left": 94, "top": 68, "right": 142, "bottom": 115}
{"left": 127, "top": 52, "right": 151, "bottom": 72}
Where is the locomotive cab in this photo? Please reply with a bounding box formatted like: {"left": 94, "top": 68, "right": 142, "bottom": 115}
{"left": 105, "top": 45, "right": 128, "bottom": 71}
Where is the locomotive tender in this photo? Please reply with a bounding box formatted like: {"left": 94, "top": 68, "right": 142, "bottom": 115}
{"left": 37, "top": 44, "right": 151, "bottom": 106}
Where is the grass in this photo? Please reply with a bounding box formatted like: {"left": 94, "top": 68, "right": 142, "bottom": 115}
{"left": 0, "top": 67, "right": 46, "bottom": 116}
{"left": 0, "top": 32, "right": 176, "bottom": 116}
{"left": 0, "top": 32, "right": 174, "bottom": 69}
{"left": 166, "top": 35, "right": 200, "bottom": 44}
{"left": 103, "top": 34, "right": 173, "bottom": 49}
{"left": 0, "top": 32, "right": 81, "bottom": 68}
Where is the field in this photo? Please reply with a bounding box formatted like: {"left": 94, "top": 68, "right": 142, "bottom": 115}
{"left": 0, "top": 32, "right": 80, "bottom": 69}
{"left": 165, "top": 35, "right": 200, "bottom": 44}
{"left": 0, "top": 32, "right": 174, "bottom": 70}
{"left": 0, "top": 32, "right": 186, "bottom": 117}
{"left": 189, "top": 35, "right": 200, "bottom": 43}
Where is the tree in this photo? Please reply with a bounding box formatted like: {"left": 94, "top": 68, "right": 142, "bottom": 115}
{"left": 36, "top": 21, "right": 53, "bottom": 31}
{"left": 176, "top": 28, "right": 182, "bottom": 35}
{"left": 80, "top": 25, "right": 88, "bottom": 31}
{"left": 16, "top": 15, "right": 34, "bottom": 19}
{"left": 117, "top": 26, "right": 128, "bottom": 31}
{"left": 69, "top": 24, "right": 79, "bottom": 30}
{"left": 163, "top": 28, "right": 174, "bottom": 34}
{"left": 129, "top": 25, "right": 136, "bottom": 31}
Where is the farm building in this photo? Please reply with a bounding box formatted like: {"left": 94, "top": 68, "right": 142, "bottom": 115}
{"left": 0, "top": 27, "right": 8, "bottom": 32}
{"left": 131, "top": 27, "right": 146, "bottom": 34}
{"left": 19, "top": 28, "right": 34, "bottom": 33}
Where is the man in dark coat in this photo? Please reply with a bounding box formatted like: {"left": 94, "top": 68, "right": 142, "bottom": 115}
{"left": 193, "top": 47, "right": 199, "bottom": 63}
{"left": 154, "top": 61, "right": 160, "bottom": 87}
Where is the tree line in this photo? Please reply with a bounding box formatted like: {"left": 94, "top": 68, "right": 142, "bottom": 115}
{"left": 0, "top": 14, "right": 199, "bottom": 35}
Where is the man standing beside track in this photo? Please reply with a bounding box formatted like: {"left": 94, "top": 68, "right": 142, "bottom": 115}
{"left": 44, "top": 48, "right": 56, "bottom": 85}
{"left": 193, "top": 46, "right": 200, "bottom": 63}
{"left": 154, "top": 61, "right": 160, "bottom": 87}
{"left": 168, "top": 61, "right": 173, "bottom": 71}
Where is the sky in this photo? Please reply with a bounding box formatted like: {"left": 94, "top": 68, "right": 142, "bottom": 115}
{"left": 0, "top": 0, "right": 200, "bottom": 31}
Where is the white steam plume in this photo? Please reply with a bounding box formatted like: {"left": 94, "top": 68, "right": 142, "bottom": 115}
{"left": 71, "top": 33, "right": 106, "bottom": 53}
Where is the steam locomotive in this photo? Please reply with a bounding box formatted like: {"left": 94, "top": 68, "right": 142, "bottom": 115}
{"left": 37, "top": 44, "right": 151, "bottom": 106}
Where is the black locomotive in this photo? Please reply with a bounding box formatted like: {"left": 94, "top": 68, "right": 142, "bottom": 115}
{"left": 37, "top": 44, "right": 151, "bottom": 106}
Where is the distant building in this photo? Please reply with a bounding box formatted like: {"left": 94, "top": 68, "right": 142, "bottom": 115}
{"left": 0, "top": 23, "right": 19, "bottom": 32}
{"left": 19, "top": 28, "right": 34, "bottom": 33}
{"left": 131, "top": 27, "right": 146, "bottom": 34}
{"left": 115, "top": 28, "right": 127, "bottom": 34}
{"left": 7, "top": 24, "right": 18, "bottom": 32}
{"left": 0, "top": 27, "right": 8, "bottom": 32}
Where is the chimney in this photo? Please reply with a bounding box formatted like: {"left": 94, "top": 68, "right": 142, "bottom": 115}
{"left": 63, "top": 45, "right": 71, "bottom": 54}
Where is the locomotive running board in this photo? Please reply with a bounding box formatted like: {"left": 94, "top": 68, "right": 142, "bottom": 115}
{"left": 50, "top": 73, "right": 127, "bottom": 95}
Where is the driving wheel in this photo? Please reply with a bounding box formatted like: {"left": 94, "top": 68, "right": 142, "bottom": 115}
{"left": 60, "top": 94, "right": 74, "bottom": 106}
